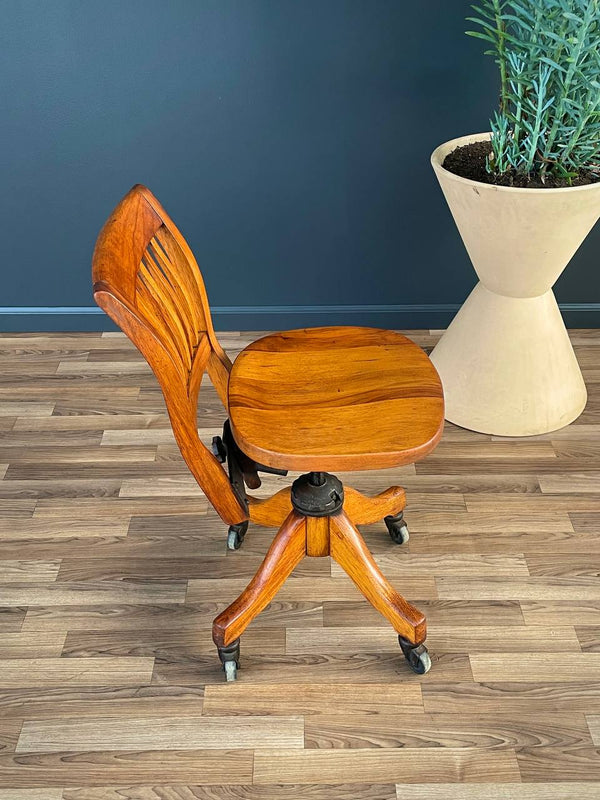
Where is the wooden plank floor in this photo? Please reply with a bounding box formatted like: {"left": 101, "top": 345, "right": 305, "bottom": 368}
{"left": 0, "top": 329, "right": 599, "bottom": 799}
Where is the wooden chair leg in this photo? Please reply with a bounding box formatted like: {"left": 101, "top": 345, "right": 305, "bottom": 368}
{"left": 212, "top": 510, "right": 307, "bottom": 652}
{"left": 345, "top": 486, "right": 405, "bottom": 525}
{"left": 247, "top": 487, "right": 292, "bottom": 528}
{"left": 329, "top": 509, "right": 426, "bottom": 645}
{"left": 248, "top": 484, "right": 406, "bottom": 528}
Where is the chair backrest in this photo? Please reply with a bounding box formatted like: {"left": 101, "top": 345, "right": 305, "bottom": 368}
{"left": 92, "top": 185, "right": 247, "bottom": 525}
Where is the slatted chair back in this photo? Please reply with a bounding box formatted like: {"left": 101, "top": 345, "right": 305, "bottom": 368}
{"left": 92, "top": 184, "right": 247, "bottom": 525}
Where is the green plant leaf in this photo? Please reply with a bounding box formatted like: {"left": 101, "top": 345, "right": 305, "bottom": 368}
{"left": 539, "top": 56, "right": 567, "bottom": 72}
{"left": 562, "top": 11, "right": 584, "bottom": 23}
{"left": 467, "top": 0, "right": 600, "bottom": 179}
{"left": 465, "top": 30, "right": 497, "bottom": 42}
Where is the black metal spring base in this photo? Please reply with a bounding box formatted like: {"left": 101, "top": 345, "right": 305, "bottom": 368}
{"left": 291, "top": 471, "right": 344, "bottom": 517}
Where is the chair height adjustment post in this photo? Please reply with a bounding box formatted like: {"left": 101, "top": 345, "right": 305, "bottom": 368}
{"left": 291, "top": 471, "right": 344, "bottom": 517}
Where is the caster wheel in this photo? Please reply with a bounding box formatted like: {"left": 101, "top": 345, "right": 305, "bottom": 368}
{"left": 227, "top": 530, "right": 242, "bottom": 550}
{"left": 224, "top": 660, "right": 238, "bottom": 681}
{"left": 398, "top": 635, "right": 431, "bottom": 675}
{"left": 227, "top": 521, "right": 248, "bottom": 551}
{"left": 384, "top": 513, "right": 409, "bottom": 545}
{"left": 218, "top": 638, "right": 240, "bottom": 682}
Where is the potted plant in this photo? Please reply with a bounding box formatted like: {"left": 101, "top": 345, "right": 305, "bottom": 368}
{"left": 430, "top": 0, "right": 600, "bottom": 436}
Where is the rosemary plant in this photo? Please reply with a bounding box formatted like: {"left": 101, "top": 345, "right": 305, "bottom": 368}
{"left": 467, "top": 0, "right": 600, "bottom": 181}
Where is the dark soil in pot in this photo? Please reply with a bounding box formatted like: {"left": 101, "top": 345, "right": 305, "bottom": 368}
{"left": 443, "top": 140, "right": 600, "bottom": 189}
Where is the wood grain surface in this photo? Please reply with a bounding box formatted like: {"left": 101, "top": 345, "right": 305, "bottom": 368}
{"left": 228, "top": 326, "right": 444, "bottom": 471}
{"left": 0, "top": 328, "right": 599, "bottom": 796}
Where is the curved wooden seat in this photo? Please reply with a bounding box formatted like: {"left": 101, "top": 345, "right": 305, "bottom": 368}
{"left": 228, "top": 326, "right": 444, "bottom": 472}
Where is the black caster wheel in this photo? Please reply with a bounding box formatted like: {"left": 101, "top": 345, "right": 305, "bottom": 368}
{"left": 398, "top": 635, "right": 431, "bottom": 674}
{"left": 384, "top": 512, "right": 409, "bottom": 545}
{"left": 227, "top": 521, "right": 248, "bottom": 551}
{"left": 218, "top": 638, "right": 240, "bottom": 682}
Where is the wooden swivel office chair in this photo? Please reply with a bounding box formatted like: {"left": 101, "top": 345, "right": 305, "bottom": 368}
{"left": 92, "top": 185, "right": 444, "bottom": 680}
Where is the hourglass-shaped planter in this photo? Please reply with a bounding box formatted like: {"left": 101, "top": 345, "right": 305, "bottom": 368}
{"left": 430, "top": 133, "right": 600, "bottom": 437}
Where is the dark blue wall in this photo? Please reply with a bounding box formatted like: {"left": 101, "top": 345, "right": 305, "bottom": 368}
{"left": 1, "top": 0, "right": 599, "bottom": 330}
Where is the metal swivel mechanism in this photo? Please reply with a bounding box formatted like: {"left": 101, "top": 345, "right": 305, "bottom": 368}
{"left": 212, "top": 420, "right": 288, "bottom": 550}
{"left": 291, "top": 471, "right": 344, "bottom": 516}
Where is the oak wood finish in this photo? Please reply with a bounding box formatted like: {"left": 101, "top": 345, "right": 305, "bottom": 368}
{"left": 306, "top": 516, "right": 330, "bottom": 558}
{"left": 92, "top": 185, "right": 441, "bottom": 664}
{"left": 213, "top": 507, "right": 425, "bottom": 650}
{"left": 92, "top": 185, "right": 246, "bottom": 526}
{"left": 228, "top": 327, "right": 444, "bottom": 472}
{"left": 329, "top": 511, "right": 426, "bottom": 644}
{"left": 248, "top": 484, "right": 406, "bottom": 529}
{"left": 0, "top": 328, "right": 600, "bottom": 793}
{"left": 212, "top": 511, "right": 307, "bottom": 649}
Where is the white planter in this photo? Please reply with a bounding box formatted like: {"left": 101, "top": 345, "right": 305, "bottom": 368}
{"left": 430, "top": 132, "right": 600, "bottom": 436}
